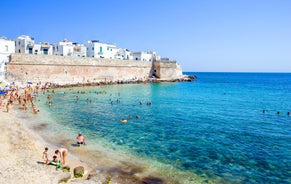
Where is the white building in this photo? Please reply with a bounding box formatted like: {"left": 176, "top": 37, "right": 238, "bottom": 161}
{"left": 14, "top": 35, "right": 34, "bottom": 54}
{"left": 85, "top": 40, "right": 118, "bottom": 59}
{"left": 72, "top": 43, "right": 86, "bottom": 57}
{"left": 131, "top": 51, "right": 160, "bottom": 61}
{"left": 115, "top": 48, "right": 132, "bottom": 60}
{"left": 54, "top": 40, "right": 86, "bottom": 57}
{"left": 0, "top": 37, "right": 15, "bottom": 80}
{"left": 54, "top": 40, "right": 74, "bottom": 56}
{"left": 14, "top": 35, "right": 53, "bottom": 55}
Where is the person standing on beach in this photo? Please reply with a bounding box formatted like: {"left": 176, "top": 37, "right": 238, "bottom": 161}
{"left": 6, "top": 101, "right": 10, "bottom": 112}
{"left": 42, "top": 147, "right": 49, "bottom": 164}
{"left": 55, "top": 148, "right": 68, "bottom": 165}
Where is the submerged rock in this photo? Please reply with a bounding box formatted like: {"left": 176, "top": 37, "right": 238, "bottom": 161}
{"left": 141, "top": 176, "right": 164, "bottom": 184}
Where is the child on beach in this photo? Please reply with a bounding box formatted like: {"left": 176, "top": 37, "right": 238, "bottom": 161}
{"left": 49, "top": 154, "right": 62, "bottom": 169}
{"left": 42, "top": 147, "right": 49, "bottom": 164}
{"left": 52, "top": 155, "right": 58, "bottom": 162}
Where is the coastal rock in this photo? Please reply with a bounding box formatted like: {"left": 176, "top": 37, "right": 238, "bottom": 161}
{"left": 86, "top": 169, "right": 98, "bottom": 180}
{"left": 74, "top": 166, "right": 85, "bottom": 178}
{"left": 61, "top": 166, "right": 70, "bottom": 172}
{"left": 53, "top": 172, "right": 71, "bottom": 183}
{"left": 179, "top": 75, "right": 196, "bottom": 82}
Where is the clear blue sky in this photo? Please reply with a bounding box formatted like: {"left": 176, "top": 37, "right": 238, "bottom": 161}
{"left": 1, "top": 0, "right": 290, "bottom": 72}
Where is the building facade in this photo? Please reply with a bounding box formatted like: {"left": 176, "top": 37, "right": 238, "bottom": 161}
{"left": 131, "top": 51, "right": 160, "bottom": 62}
{"left": 54, "top": 40, "right": 87, "bottom": 57}
{"left": 115, "top": 48, "right": 132, "bottom": 60}
{"left": 85, "top": 40, "right": 118, "bottom": 59}
{"left": 0, "top": 37, "right": 15, "bottom": 80}
{"left": 14, "top": 35, "right": 53, "bottom": 55}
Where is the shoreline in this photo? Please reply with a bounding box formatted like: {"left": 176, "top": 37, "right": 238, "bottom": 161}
{"left": 0, "top": 106, "right": 100, "bottom": 183}
{"left": 0, "top": 84, "right": 177, "bottom": 184}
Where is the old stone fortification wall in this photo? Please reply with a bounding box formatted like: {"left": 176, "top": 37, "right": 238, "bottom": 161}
{"left": 6, "top": 54, "right": 183, "bottom": 85}
{"left": 154, "top": 61, "right": 183, "bottom": 80}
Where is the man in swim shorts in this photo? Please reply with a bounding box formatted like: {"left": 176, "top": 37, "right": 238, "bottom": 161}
{"left": 76, "top": 133, "right": 86, "bottom": 145}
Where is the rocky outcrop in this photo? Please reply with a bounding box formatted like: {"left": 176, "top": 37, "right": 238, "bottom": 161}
{"left": 74, "top": 166, "right": 85, "bottom": 178}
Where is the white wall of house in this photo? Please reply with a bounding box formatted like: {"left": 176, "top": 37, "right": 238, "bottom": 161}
{"left": 72, "top": 44, "right": 86, "bottom": 57}
{"left": 55, "top": 40, "right": 86, "bottom": 57}
{"left": 14, "top": 35, "right": 35, "bottom": 54}
{"left": 131, "top": 52, "right": 155, "bottom": 61}
{"left": 85, "top": 40, "right": 118, "bottom": 59}
{"left": 131, "top": 51, "right": 160, "bottom": 61}
{"left": 115, "top": 49, "right": 132, "bottom": 60}
{"left": 61, "top": 45, "right": 74, "bottom": 56}
{"left": 0, "top": 37, "right": 15, "bottom": 79}
{"left": 32, "top": 43, "right": 53, "bottom": 55}
{"left": 54, "top": 40, "right": 74, "bottom": 56}
{"left": 40, "top": 42, "right": 53, "bottom": 55}
{"left": 14, "top": 35, "right": 52, "bottom": 55}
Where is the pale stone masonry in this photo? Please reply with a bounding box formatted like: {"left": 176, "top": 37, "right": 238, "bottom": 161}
{"left": 6, "top": 54, "right": 183, "bottom": 85}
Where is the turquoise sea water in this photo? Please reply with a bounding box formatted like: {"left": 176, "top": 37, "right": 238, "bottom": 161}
{"left": 23, "top": 72, "right": 290, "bottom": 183}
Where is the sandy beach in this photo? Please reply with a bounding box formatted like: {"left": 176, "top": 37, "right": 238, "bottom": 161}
{"left": 0, "top": 105, "right": 102, "bottom": 184}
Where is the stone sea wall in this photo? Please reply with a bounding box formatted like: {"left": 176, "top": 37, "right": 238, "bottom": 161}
{"left": 6, "top": 54, "right": 184, "bottom": 85}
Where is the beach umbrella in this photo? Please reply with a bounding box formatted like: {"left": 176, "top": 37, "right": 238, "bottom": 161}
{"left": 27, "top": 82, "right": 33, "bottom": 84}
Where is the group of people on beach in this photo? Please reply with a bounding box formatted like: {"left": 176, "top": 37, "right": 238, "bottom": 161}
{"left": 42, "top": 147, "right": 68, "bottom": 167}
{"left": 0, "top": 82, "right": 89, "bottom": 170}
{"left": 42, "top": 133, "right": 86, "bottom": 167}
{"left": 0, "top": 82, "right": 42, "bottom": 114}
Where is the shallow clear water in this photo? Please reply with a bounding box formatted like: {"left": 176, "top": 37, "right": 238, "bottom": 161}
{"left": 23, "top": 72, "right": 291, "bottom": 183}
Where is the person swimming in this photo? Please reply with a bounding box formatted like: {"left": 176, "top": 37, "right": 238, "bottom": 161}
{"left": 120, "top": 119, "right": 127, "bottom": 123}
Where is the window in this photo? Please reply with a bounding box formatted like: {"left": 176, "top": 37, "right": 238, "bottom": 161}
{"left": 43, "top": 49, "right": 48, "bottom": 55}
{"left": 29, "top": 48, "right": 33, "bottom": 54}
{"left": 99, "top": 46, "right": 102, "bottom": 53}
{"left": 5, "top": 45, "right": 8, "bottom": 52}
{"left": 19, "top": 49, "right": 21, "bottom": 53}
